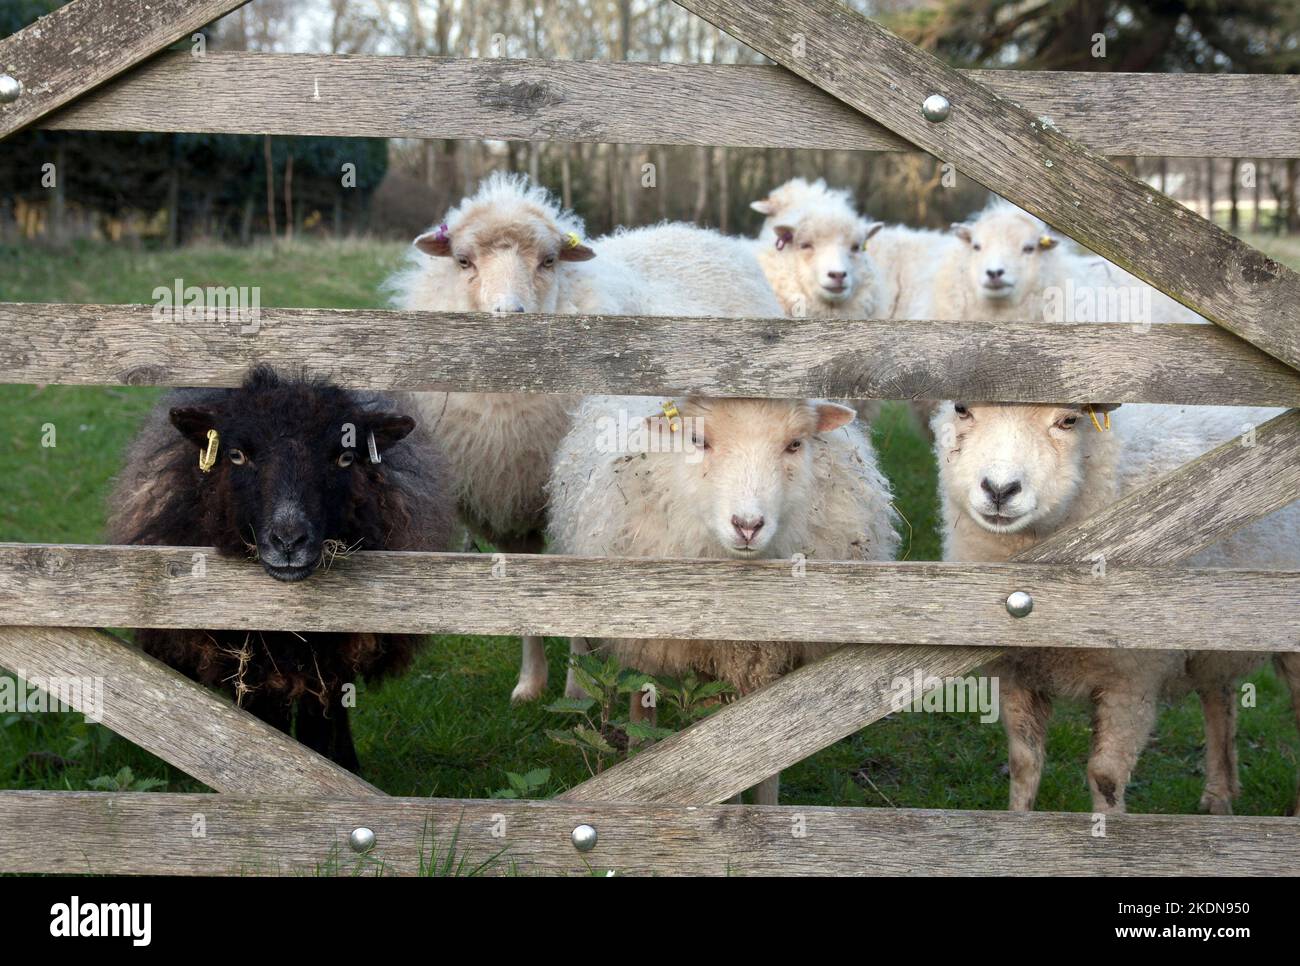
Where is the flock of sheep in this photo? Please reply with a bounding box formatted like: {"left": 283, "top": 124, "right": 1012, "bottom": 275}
{"left": 112, "top": 171, "right": 1299, "bottom": 815}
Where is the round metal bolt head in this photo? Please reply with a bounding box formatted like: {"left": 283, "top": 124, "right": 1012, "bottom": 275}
{"left": 348, "top": 826, "right": 376, "bottom": 854}
{"left": 571, "top": 823, "right": 598, "bottom": 852}
{"left": 0, "top": 74, "right": 22, "bottom": 104}
{"left": 1005, "top": 591, "right": 1034, "bottom": 618}
{"left": 921, "top": 93, "right": 951, "bottom": 122}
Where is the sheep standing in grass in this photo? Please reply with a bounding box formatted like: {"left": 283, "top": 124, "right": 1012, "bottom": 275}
{"left": 547, "top": 394, "right": 900, "bottom": 804}
{"left": 934, "top": 400, "right": 1300, "bottom": 814}
{"left": 386, "top": 173, "right": 784, "bottom": 703}
{"left": 108, "top": 366, "right": 454, "bottom": 771}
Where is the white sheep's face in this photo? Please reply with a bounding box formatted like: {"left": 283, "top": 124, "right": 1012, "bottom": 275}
{"left": 953, "top": 211, "right": 1058, "bottom": 305}
{"left": 772, "top": 213, "right": 882, "bottom": 308}
{"left": 660, "top": 398, "right": 856, "bottom": 557}
{"left": 934, "top": 402, "right": 1095, "bottom": 535}
{"left": 414, "top": 209, "right": 594, "bottom": 314}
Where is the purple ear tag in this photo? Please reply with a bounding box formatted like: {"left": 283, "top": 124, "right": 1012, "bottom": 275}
{"left": 775, "top": 230, "right": 793, "bottom": 251}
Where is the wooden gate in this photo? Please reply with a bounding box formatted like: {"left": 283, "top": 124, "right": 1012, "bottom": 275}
{"left": 1, "top": 0, "right": 1298, "bottom": 875}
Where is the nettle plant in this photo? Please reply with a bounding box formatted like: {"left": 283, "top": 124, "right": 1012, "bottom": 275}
{"left": 544, "top": 653, "right": 734, "bottom": 776}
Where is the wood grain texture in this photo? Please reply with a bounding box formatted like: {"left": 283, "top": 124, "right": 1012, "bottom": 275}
{"left": 4, "top": 302, "right": 1300, "bottom": 406}
{"left": 4, "top": 790, "right": 1296, "bottom": 876}
{"left": 0, "top": 626, "right": 378, "bottom": 797}
{"left": 35, "top": 52, "right": 1300, "bottom": 158}
{"left": 2, "top": 544, "right": 1297, "bottom": 653}
{"left": 566, "top": 413, "right": 1300, "bottom": 804}
{"left": 0, "top": 0, "right": 249, "bottom": 138}
{"left": 675, "top": 0, "right": 1300, "bottom": 373}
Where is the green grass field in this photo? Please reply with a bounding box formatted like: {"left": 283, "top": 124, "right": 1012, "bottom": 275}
{"left": 1, "top": 236, "right": 1296, "bottom": 815}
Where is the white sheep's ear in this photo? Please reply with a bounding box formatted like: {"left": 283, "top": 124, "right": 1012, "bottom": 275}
{"left": 864, "top": 221, "right": 885, "bottom": 240}
{"left": 750, "top": 198, "right": 775, "bottom": 214}
{"left": 413, "top": 230, "right": 452, "bottom": 257}
{"left": 950, "top": 224, "right": 973, "bottom": 243}
{"left": 813, "top": 401, "right": 856, "bottom": 433}
{"left": 1038, "top": 233, "right": 1059, "bottom": 250}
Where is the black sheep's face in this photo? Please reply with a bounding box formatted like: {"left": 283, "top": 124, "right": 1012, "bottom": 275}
{"left": 169, "top": 390, "right": 416, "bottom": 583}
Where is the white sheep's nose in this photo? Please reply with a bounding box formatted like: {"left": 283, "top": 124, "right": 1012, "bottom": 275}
{"left": 731, "top": 514, "right": 765, "bottom": 545}
{"left": 490, "top": 297, "right": 527, "bottom": 314}
{"left": 985, "top": 267, "right": 1005, "bottom": 279}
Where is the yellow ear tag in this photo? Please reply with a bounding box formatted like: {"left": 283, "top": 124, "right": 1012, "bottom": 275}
{"left": 199, "top": 429, "right": 219, "bottom": 473}
{"left": 1038, "top": 234, "right": 1056, "bottom": 249}
{"left": 564, "top": 231, "right": 582, "bottom": 249}
{"left": 1086, "top": 406, "right": 1111, "bottom": 433}
{"left": 661, "top": 400, "right": 681, "bottom": 432}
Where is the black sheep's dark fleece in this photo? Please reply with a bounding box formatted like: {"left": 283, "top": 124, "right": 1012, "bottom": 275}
{"left": 107, "top": 366, "right": 454, "bottom": 771}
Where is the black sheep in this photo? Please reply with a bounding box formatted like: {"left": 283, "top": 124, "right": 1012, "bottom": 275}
{"left": 108, "top": 366, "right": 454, "bottom": 771}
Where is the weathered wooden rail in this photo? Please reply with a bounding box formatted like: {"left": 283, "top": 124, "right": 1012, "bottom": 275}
{"left": 0, "top": 0, "right": 1297, "bottom": 875}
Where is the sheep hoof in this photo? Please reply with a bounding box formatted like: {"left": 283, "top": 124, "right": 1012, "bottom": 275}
{"left": 510, "top": 679, "right": 546, "bottom": 704}
{"left": 1199, "top": 793, "right": 1233, "bottom": 816}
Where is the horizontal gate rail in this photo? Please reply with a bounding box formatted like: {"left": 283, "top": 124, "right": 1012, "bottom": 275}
{"left": 0, "top": 0, "right": 250, "bottom": 138}
{"left": 33, "top": 51, "right": 1300, "bottom": 159}
{"left": 3, "top": 546, "right": 1298, "bottom": 653}
{"left": 5, "top": 303, "right": 1300, "bottom": 406}
{"left": 565, "top": 408, "right": 1300, "bottom": 804}
{"left": 5, "top": 790, "right": 1297, "bottom": 876}
{"left": 0, "top": 625, "right": 378, "bottom": 796}
{"left": 677, "top": 0, "right": 1300, "bottom": 374}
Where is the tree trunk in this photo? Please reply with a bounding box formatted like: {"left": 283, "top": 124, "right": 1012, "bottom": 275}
{"left": 1287, "top": 159, "right": 1299, "bottom": 234}
{"left": 717, "top": 147, "right": 730, "bottom": 234}
{"left": 283, "top": 153, "right": 294, "bottom": 243}
{"left": 263, "top": 135, "right": 277, "bottom": 240}
{"left": 52, "top": 137, "right": 67, "bottom": 247}
{"left": 561, "top": 143, "right": 573, "bottom": 210}
{"left": 1228, "top": 158, "right": 1240, "bottom": 233}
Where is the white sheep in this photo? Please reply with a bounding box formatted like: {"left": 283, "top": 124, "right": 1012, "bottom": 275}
{"left": 547, "top": 394, "right": 900, "bottom": 804}
{"left": 385, "top": 173, "right": 784, "bottom": 703}
{"left": 749, "top": 178, "right": 886, "bottom": 321}
{"left": 933, "top": 400, "right": 1300, "bottom": 814}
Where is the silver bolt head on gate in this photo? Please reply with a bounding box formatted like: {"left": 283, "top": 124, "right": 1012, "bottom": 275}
{"left": 921, "top": 93, "right": 951, "bottom": 122}
{"left": 348, "top": 826, "right": 377, "bottom": 854}
{"left": 571, "top": 823, "right": 598, "bottom": 852}
{"left": 0, "top": 74, "right": 22, "bottom": 104}
{"left": 1005, "top": 591, "right": 1034, "bottom": 618}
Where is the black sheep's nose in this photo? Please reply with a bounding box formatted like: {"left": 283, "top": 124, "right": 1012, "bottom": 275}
{"left": 270, "top": 524, "right": 310, "bottom": 555}
{"left": 981, "top": 478, "right": 1022, "bottom": 505}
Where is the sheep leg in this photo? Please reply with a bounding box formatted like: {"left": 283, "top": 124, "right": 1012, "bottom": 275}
{"left": 1001, "top": 682, "right": 1053, "bottom": 812}
{"left": 242, "top": 692, "right": 292, "bottom": 736}
{"left": 1273, "top": 653, "right": 1300, "bottom": 816}
{"left": 564, "top": 637, "right": 592, "bottom": 699}
{"left": 627, "top": 689, "right": 657, "bottom": 750}
{"left": 331, "top": 705, "right": 361, "bottom": 773}
{"left": 294, "top": 699, "right": 333, "bottom": 759}
{"left": 510, "top": 635, "right": 548, "bottom": 703}
{"left": 1086, "top": 686, "right": 1158, "bottom": 814}
{"left": 1196, "top": 683, "right": 1239, "bottom": 816}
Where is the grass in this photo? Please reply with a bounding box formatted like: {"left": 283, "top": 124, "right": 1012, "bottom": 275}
{"left": 0, "top": 235, "right": 1296, "bottom": 817}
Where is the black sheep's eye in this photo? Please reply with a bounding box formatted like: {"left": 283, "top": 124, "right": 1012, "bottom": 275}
{"left": 337, "top": 451, "right": 355, "bottom": 468}
{"left": 229, "top": 449, "right": 247, "bottom": 465}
